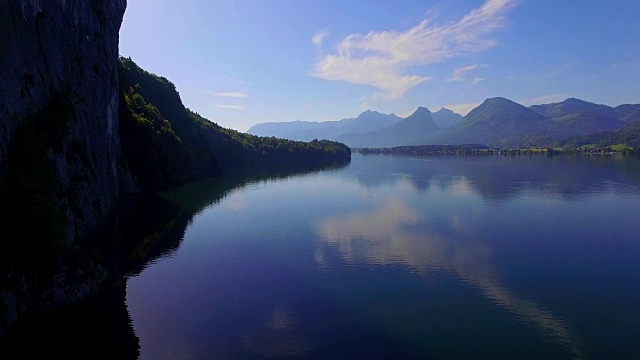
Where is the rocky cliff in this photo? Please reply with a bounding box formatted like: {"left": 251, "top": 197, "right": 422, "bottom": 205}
{"left": 0, "top": 0, "right": 132, "bottom": 334}
{"left": 0, "top": 0, "right": 351, "bottom": 336}
{"left": 0, "top": 0, "right": 133, "bottom": 242}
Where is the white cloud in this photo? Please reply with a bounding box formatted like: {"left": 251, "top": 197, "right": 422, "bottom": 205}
{"left": 440, "top": 102, "right": 481, "bottom": 116}
{"left": 312, "top": 29, "right": 329, "bottom": 47}
{"left": 201, "top": 91, "right": 247, "bottom": 98}
{"left": 472, "top": 77, "right": 487, "bottom": 84}
{"left": 216, "top": 104, "right": 245, "bottom": 110}
{"left": 519, "top": 93, "right": 568, "bottom": 106}
{"left": 311, "top": 0, "right": 518, "bottom": 99}
{"left": 448, "top": 64, "right": 484, "bottom": 81}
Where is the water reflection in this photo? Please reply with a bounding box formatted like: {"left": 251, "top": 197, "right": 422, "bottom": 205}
{"left": 125, "top": 154, "right": 640, "bottom": 359}
{"left": 124, "top": 155, "right": 640, "bottom": 359}
{"left": 346, "top": 154, "right": 640, "bottom": 202}
{"left": 243, "top": 306, "right": 310, "bottom": 357}
{"left": 316, "top": 197, "right": 584, "bottom": 359}
{"left": 0, "top": 161, "right": 349, "bottom": 359}
{"left": 19, "top": 154, "right": 632, "bottom": 359}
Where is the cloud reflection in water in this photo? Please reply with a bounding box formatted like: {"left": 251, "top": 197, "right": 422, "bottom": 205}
{"left": 316, "top": 197, "right": 584, "bottom": 359}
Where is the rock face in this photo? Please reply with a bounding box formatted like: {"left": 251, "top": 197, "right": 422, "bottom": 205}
{"left": 0, "top": 0, "right": 134, "bottom": 334}
{"left": 0, "top": 1, "right": 353, "bottom": 335}
{"left": 0, "top": 0, "right": 134, "bottom": 240}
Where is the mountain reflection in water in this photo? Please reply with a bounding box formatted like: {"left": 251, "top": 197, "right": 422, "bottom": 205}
{"left": 124, "top": 154, "right": 639, "bottom": 359}
{"left": 12, "top": 154, "right": 636, "bottom": 359}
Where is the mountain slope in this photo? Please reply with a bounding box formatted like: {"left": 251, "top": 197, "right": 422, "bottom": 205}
{"left": 340, "top": 110, "right": 403, "bottom": 135}
{"left": 393, "top": 107, "right": 439, "bottom": 133}
{"left": 562, "top": 119, "right": 640, "bottom": 148}
{"left": 530, "top": 98, "right": 619, "bottom": 119}
{"left": 624, "top": 109, "right": 640, "bottom": 123}
{"left": 547, "top": 111, "right": 626, "bottom": 137}
{"left": 431, "top": 97, "right": 548, "bottom": 146}
{"left": 337, "top": 107, "right": 439, "bottom": 147}
{"left": 615, "top": 104, "right": 640, "bottom": 123}
{"left": 118, "top": 57, "right": 351, "bottom": 191}
{"left": 432, "top": 108, "right": 463, "bottom": 128}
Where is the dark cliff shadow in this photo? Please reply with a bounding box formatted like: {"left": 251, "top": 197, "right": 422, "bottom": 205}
{"left": 0, "top": 159, "right": 349, "bottom": 359}
{"left": 0, "top": 280, "right": 139, "bottom": 360}
{"left": 95, "top": 160, "right": 351, "bottom": 279}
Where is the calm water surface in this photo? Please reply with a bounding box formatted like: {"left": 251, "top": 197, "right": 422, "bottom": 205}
{"left": 126, "top": 154, "right": 640, "bottom": 359}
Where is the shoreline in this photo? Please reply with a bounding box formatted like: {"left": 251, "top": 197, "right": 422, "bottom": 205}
{"left": 353, "top": 145, "right": 640, "bottom": 157}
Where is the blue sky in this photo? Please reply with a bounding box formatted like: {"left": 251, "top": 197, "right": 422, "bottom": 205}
{"left": 120, "top": 0, "right": 640, "bottom": 132}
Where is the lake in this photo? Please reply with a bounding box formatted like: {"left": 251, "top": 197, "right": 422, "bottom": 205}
{"left": 121, "top": 153, "right": 640, "bottom": 359}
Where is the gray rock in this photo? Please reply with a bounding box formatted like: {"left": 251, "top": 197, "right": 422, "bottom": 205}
{"left": 0, "top": 0, "right": 135, "bottom": 241}
{"left": 0, "top": 0, "right": 135, "bottom": 334}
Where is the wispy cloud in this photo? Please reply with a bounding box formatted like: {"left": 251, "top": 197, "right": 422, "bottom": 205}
{"left": 200, "top": 90, "right": 247, "bottom": 98}
{"left": 216, "top": 104, "right": 245, "bottom": 110}
{"left": 448, "top": 64, "right": 485, "bottom": 81}
{"left": 311, "top": 0, "right": 518, "bottom": 99}
{"left": 312, "top": 29, "right": 329, "bottom": 47}
{"left": 359, "top": 96, "right": 371, "bottom": 111}
{"left": 472, "top": 77, "right": 487, "bottom": 84}
{"left": 519, "top": 93, "right": 568, "bottom": 106}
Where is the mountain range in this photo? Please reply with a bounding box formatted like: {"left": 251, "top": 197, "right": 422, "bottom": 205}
{"left": 247, "top": 97, "right": 640, "bottom": 148}
{"left": 248, "top": 110, "right": 403, "bottom": 141}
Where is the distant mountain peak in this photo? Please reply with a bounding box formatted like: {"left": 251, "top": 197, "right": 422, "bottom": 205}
{"left": 484, "top": 96, "right": 513, "bottom": 104}
{"left": 564, "top": 97, "right": 591, "bottom": 105}
{"left": 530, "top": 97, "right": 619, "bottom": 119}
{"left": 357, "top": 109, "right": 383, "bottom": 118}
{"left": 410, "top": 106, "right": 432, "bottom": 116}
{"left": 465, "top": 97, "right": 545, "bottom": 124}
{"left": 432, "top": 107, "right": 463, "bottom": 129}
{"left": 397, "top": 107, "right": 437, "bottom": 132}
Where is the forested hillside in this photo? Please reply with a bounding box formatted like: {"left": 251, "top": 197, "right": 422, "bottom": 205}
{"left": 118, "top": 57, "right": 350, "bottom": 191}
